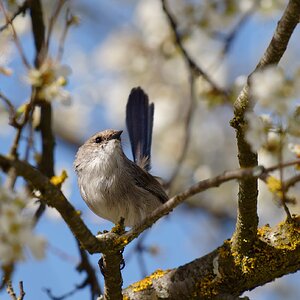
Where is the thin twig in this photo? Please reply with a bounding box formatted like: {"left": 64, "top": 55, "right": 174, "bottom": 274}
{"left": 209, "top": 5, "right": 256, "bottom": 72}
{"left": 161, "top": 0, "right": 229, "bottom": 188}
{"left": 56, "top": 7, "right": 72, "bottom": 61}
{"left": 166, "top": 72, "right": 196, "bottom": 187}
{"left": 0, "top": 91, "right": 20, "bottom": 128}
{"left": 43, "top": 242, "right": 101, "bottom": 300}
{"left": 221, "top": 6, "right": 256, "bottom": 56}
{"left": 8, "top": 93, "right": 35, "bottom": 158}
{"left": 121, "top": 159, "right": 300, "bottom": 245}
{"left": 5, "top": 94, "right": 35, "bottom": 190}
{"left": 44, "top": 287, "right": 77, "bottom": 300}
{"left": 18, "top": 282, "right": 25, "bottom": 300}
{"left": 48, "top": 243, "right": 78, "bottom": 264}
{"left": 0, "top": 0, "right": 28, "bottom": 32}
{"left": 6, "top": 281, "right": 25, "bottom": 300}
{"left": 0, "top": 0, "right": 30, "bottom": 68}
{"left": 278, "top": 128, "right": 292, "bottom": 221}
{"left": 284, "top": 174, "right": 300, "bottom": 190}
{"left": 6, "top": 282, "right": 17, "bottom": 300}
{"left": 44, "top": 275, "right": 99, "bottom": 300}
{"left": 161, "top": 0, "right": 227, "bottom": 97}
{"left": 45, "top": 0, "right": 68, "bottom": 51}
{"left": 76, "top": 240, "right": 102, "bottom": 299}
{"left": 125, "top": 232, "right": 149, "bottom": 278}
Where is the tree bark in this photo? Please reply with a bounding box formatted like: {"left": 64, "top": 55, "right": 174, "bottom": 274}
{"left": 124, "top": 222, "right": 300, "bottom": 299}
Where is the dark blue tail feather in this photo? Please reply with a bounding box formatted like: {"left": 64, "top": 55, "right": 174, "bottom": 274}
{"left": 126, "top": 87, "right": 154, "bottom": 171}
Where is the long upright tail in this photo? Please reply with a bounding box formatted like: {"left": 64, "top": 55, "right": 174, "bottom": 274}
{"left": 126, "top": 87, "right": 154, "bottom": 171}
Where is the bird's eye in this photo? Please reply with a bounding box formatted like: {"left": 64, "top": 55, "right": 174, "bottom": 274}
{"left": 95, "top": 136, "right": 102, "bottom": 143}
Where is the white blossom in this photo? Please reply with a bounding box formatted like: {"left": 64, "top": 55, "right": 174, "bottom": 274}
{"left": 0, "top": 33, "right": 13, "bottom": 76}
{"left": 288, "top": 106, "right": 300, "bottom": 137}
{"left": 135, "top": 0, "right": 169, "bottom": 48}
{"left": 288, "top": 143, "right": 300, "bottom": 157}
{"left": 238, "top": 0, "right": 253, "bottom": 12}
{"left": 265, "top": 131, "right": 281, "bottom": 152}
{"left": 26, "top": 59, "right": 71, "bottom": 104}
{"left": 0, "top": 188, "right": 45, "bottom": 266}
{"left": 259, "top": 0, "right": 286, "bottom": 14}
{"left": 245, "top": 111, "right": 268, "bottom": 152}
{"left": 251, "top": 66, "right": 287, "bottom": 114}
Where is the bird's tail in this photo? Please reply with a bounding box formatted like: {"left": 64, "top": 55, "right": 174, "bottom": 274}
{"left": 126, "top": 87, "right": 154, "bottom": 171}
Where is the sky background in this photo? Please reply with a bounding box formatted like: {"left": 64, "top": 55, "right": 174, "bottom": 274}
{"left": 1, "top": 0, "right": 300, "bottom": 299}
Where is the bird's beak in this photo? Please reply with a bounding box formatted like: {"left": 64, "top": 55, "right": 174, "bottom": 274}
{"left": 112, "top": 130, "right": 123, "bottom": 140}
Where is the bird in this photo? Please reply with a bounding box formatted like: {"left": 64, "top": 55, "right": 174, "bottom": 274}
{"left": 74, "top": 87, "right": 168, "bottom": 227}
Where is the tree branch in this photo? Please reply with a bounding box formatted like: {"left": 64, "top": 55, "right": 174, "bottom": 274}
{"left": 46, "top": 0, "right": 67, "bottom": 52}
{"left": 29, "top": 0, "right": 54, "bottom": 222}
{"left": 101, "top": 250, "right": 124, "bottom": 300}
{"left": 29, "top": 0, "right": 55, "bottom": 178}
{"left": 121, "top": 160, "right": 300, "bottom": 245}
{"left": 29, "top": 0, "right": 46, "bottom": 67}
{"left": 284, "top": 174, "right": 300, "bottom": 191}
{"left": 160, "top": 0, "right": 227, "bottom": 97}
{"left": 0, "top": 0, "right": 28, "bottom": 32}
{"left": 123, "top": 221, "right": 300, "bottom": 299}
{"left": 0, "top": 91, "right": 19, "bottom": 128}
{"left": 76, "top": 241, "right": 102, "bottom": 299}
{"left": 1, "top": 154, "right": 300, "bottom": 253}
{"left": 6, "top": 281, "right": 25, "bottom": 300}
{"left": 230, "top": 0, "right": 300, "bottom": 255}
{"left": 166, "top": 71, "right": 196, "bottom": 187}
{"left": 0, "top": 154, "right": 104, "bottom": 254}
{"left": 0, "top": 0, "right": 30, "bottom": 68}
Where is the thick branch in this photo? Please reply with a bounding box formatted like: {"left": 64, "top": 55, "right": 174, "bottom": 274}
{"left": 29, "top": 0, "right": 55, "bottom": 178}
{"left": 29, "top": 0, "right": 55, "bottom": 222}
{"left": 37, "top": 102, "right": 55, "bottom": 178}
{"left": 101, "top": 250, "right": 124, "bottom": 300}
{"left": 123, "top": 221, "right": 300, "bottom": 299}
{"left": 230, "top": 0, "right": 300, "bottom": 255}
{"left": 29, "top": 0, "right": 46, "bottom": 67}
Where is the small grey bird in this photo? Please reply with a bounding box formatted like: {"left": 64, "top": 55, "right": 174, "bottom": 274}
{"left": 74, "top": 88, "right": 168, "bottom": 227}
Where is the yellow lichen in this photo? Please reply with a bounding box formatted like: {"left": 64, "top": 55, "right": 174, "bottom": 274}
{"left": 74, "top": 210, "right": 82, "bottom": 216}
{"left": 218, "top": 244, "right": 229, "bottom": 258}
{"left": 197, "top": 274, "right": 218, "bottom": 298}
{"left": 111, "top": 218, "right": 125, "bottom": 234}
{"left": 130, "top": 269, "right": 169, "bottom": 293}
{"left": 266, "top": 176, "right": 283, "bottom": 198}
{"left": 116, "top": 237, "right": 129, "bottom": 247}
{"left": 257, "top": 224, "right": 271, "bottom": 237}
{"left": 50, "top": 170, "right": 68, "bottom": 187}
{"left": 130, "top": 277, "right": 153, "bottom": 292}
{"left": 241, "top": 256, "right": 256, "bottom": 274}
{"left": 149, "top": 269, "right": 167, "bottom": 279}
{"left": 258, "top": 221, "right": 300, "bottom": 250}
